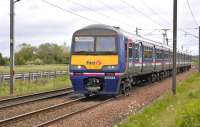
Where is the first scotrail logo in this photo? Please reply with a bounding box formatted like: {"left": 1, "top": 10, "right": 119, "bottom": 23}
{"left": 86, "top": 60, "right": 102, "bottom": 65}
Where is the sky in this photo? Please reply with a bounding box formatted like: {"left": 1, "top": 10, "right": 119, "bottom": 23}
{"left": 0, "top": 0, "right": 199, "bottom": 57}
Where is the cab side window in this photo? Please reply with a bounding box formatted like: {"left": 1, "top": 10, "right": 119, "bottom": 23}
{"left": 128, "top": 43, "right": 133, "bottom": 60}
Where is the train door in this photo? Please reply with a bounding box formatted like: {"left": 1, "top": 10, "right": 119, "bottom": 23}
{"left": 128, "top": 40, "right": 134, "bottom": 74}
{"left": 155, "top": 48, "right": 162, "bottom": 71}
{"left": 124, "top": 40, "right": 128, "bottom": 72}
{"left": 133, "top": 42, "right": 141, "bottom": 75}
{"left": 168, "top": 49, "right": 170, "bottom": 70}
{"left": 161, "top": 49, "right": 164, "bottom": 71}
{"left": 143, "top": 45, "right": 154, "bottom": 74}
{"left": 153, "top": 45, "right": 156, "bottom": 71}
{"left": 139, "top": 42, "right": 143, "bottom": 74}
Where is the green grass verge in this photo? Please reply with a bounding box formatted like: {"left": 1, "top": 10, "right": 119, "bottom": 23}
{"left": 0, "top": 64, "right": 68, "bottom": 73}
{"left": 117, "top": 73, "right": 200, "bottom": 127}
{"left": 0, "top": 76, "right": 71, "bottom": 97}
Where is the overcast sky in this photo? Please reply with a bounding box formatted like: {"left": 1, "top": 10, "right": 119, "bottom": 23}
{"left": 0, "top": 0, "right": 199, "bottom": 57}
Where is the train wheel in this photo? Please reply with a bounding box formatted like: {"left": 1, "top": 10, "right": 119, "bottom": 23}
{"left": 156, "top": 73, "right": 160, "bottom": 81}
{"left": 130, "top": 77, "right": 136, "bottom": 87}
{"left": 160, "top": 72, "right": 164, "bottom": 80}
{"left": 148, "top": 75, "right": 152, "bottom": 83}
{"left": 120, "top": 85, "right": 125, "bottom": 94}
{"left": 84, "top": 93, "right": 90, "bottom": 98}
{"left": 151, "top": 73, "right": 156, "bottom": 82}
{"left": 119, "top": 81, "right": 125, "bottom": 95}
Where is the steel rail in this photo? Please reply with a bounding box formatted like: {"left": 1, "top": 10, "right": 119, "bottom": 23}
{"left": 36, "top": 96, "right": 120, "bottom": 127}
{"left": 0, "top": 96, "right": 85, "bottom": 126}
{"left": 0, "top": 88, "right": 72, "bottom": 110}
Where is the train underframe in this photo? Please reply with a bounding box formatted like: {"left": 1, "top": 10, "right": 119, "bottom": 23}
{"left": 119, "top": 65, "right": 191, "bottom": 94}
{"left": 71, "top": 65, "right": 191, "bottom": 97}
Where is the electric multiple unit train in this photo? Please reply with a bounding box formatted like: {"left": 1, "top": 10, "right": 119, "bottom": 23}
{"left": 69, "top": 24, "right": 192, "bottom": 96}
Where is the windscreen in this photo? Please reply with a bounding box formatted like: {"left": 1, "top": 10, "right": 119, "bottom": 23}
{"left": 96, "top": 37, "right": 116, "bottom": 52}
{"left": 73, "top": 36, "right": 116, "bottom": 53}
{"left": 74, "top": 36, "right": 94, "bottom": 52}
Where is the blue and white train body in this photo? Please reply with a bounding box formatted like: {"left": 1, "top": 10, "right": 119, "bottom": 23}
{"left": 69, "top": 24, "right": 192, "bottom": 96}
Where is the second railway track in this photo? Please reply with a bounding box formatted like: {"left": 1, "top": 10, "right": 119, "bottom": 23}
{"left": 0, "top": 95, "right": 110, "bottom": 127}
{"left": 0, "top": 87, "right": 72, "bottom": 110}
{"left": 36, "top": 96, "right": 119, "bottom": 127}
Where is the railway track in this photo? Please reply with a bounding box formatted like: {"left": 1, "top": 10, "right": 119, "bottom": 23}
{"left": 0, "top": 95, "right": 116, "bottom": 127}
{"left": 0, "top": 68, "right": 184, "bottom": 127}
{"left": 36, "top": 96, "right": 118, "bottom": 127}
{"left": 0, "top": 96, "right": 85, "bottom": 127}
{"left": 0, "top": 88, "right": 72, "bottom": 110}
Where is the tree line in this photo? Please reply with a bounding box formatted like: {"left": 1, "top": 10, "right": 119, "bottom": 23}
{"left": 0, "top": 53, "right": 9, "bottom": 65}
{"left": 0, "top": 43, "right": 70, "bottom": 65}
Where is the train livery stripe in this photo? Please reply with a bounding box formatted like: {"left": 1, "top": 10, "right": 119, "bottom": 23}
{"left": 70, "top": 72, "right": 124, "bottom": 77}
{"left": 71, "top": 55, "right": 118, "bottom": 70}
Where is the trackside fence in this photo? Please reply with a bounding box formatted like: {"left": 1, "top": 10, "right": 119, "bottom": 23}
{"left": 0, "top": 71, "right": 68, "bottom": 85}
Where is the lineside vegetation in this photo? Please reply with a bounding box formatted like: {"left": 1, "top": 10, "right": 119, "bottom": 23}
{"left": 0, "top": 43, "right": 70, "bottom": 66}
{"left": 118, "top": 73, "right": 200, "bottom": 127}
{"left": 0, "top": 64, "right": 68, "bottom": 73}
{"left": 0, "top": 76, "right": 71, "bottom": 97}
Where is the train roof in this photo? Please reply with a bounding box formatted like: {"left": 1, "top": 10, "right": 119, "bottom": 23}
{"left": 76, "top": 24, "right": 191, "bottom": 55}
{"left": 81, "top": 24, "right": 119, "bottom": 31}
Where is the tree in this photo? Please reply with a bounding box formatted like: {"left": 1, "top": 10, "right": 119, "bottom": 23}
{"left": 0, "top": 53, "right": 9, "bottom": 65}
{"left": 15, "top": 43, "right": 36, "bottom": 65}
{"left": 14, "top": 42, "right": 70, "bottom": 65}
{"left": 36, "top": 43, "right": 66, "bottom": 64}
{"left": 63, "top": 46, "right": 70, "bottom": 64}
{"left": 0, "top": 53, "right": 5, "bottom": 65}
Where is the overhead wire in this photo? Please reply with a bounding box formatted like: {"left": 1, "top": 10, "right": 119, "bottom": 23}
{"left": 175, "top": 0, "right": 199, "bottom": 41}
{"left": 119, "top": 0, "right": 166, "bottom": 28}
{"left": 97, "top": 0, "right": 141, "bottom": 27}
{"left": 119, "top": 0, "right": 197, "bottom": 40}
{"left": 67, "top": 0, "right": 137, "bottom": 29}
{"left": 41, "top": 0, "right": 138, "bottom": 34}
{"left": 40, "top": 0, "right": 102, "bottom": 24}
{"left": 142, "top": 29, "right": 158, "bottom": 36}
{"left": 182, "top": 31, "right": 198, "bottom": 39}
{"left": 41, "top": 0, "right": 198, "bottom": 41}
{"left": 39, "top": 0, "right": 195, "bottom": 55}
{"left": 186, "top": 0, "right": 199, "bottom": 26}
{"left": 96, "top": 0, "right": 170, "bottom": 35}
{"left": 131, "top": 0, "right": 198, "bottom": 41}
{"left": 139, "top": 0, "right": 172, "bottom": 26}
{"left": 98, "top": 0, "right": 173, "bottom": 38}
{"left": 41, "top": 0, "right": 173, "bottom": 38}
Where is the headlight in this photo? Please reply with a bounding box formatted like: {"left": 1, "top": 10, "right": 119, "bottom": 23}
{"left": 103, "top": 65, "right": 118, "bottom": 70}
{"left": 70, "top": 65, "right": 86, "bottom": 70}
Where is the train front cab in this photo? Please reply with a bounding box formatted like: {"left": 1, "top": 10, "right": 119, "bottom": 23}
{"left": 69, "top": 28, "right": 126, "bottom": 96}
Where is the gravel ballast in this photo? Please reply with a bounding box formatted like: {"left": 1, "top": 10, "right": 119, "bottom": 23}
{"left": 0, "top": 93, "right": 81, "bottom": 120}
{"left": 48, "top": 68, "right": 196, "bottom": 127}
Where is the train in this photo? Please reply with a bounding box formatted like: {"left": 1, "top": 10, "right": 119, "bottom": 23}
{"left": 69, "top": 24, "right": 192, "bottom": 96}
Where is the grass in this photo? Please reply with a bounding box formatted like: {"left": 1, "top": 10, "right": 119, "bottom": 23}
{"left": 0, "top": 64, "right": 68, "bottom": 73}
{"left": 0, "top": 76, "right": 71, "bottom": 97}
{"left": 117, "top": 73, "right": 200, "bottom": 127}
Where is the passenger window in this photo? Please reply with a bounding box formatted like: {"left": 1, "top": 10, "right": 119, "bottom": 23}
{"left": 164, "top": 51, "right": 168, "bottom": 60}
{"left": 144, "top": 46, "right": 153, "bottom": 59}
{"left": 156, "top": 49, "right": 161, "bottom": 60}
